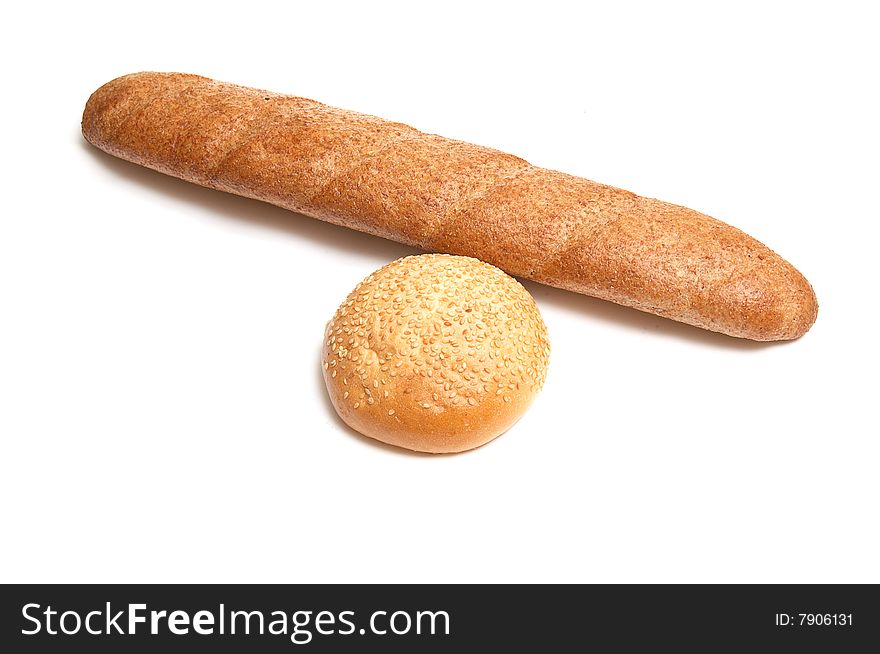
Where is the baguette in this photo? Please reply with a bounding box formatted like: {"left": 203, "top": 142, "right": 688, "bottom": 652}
{"left": 82, "top": 72, "right": 818, "bottom": 341}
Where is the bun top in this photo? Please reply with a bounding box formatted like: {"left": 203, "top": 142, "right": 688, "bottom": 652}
{"left": 322, "top": 254, "right": 551, "bottom": 453}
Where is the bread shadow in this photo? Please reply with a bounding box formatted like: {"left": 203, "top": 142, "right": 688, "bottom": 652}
{"left": 79, "top": 137, "right": 417, "bottom": 264}
{"left": 520, "top": 280, "right": 787, "bottom": 351}
{"left": 80, "top": 135, "right": 789, "bottom": 351}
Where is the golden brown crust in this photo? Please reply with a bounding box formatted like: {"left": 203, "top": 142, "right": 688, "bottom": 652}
{"left": 82, "top": 72, "right": 818, "bottom": 341}
{"left": 321, "top": 255, "right": 550, "bottom": 453}
{"left": 312, "top": 135, "right": 527, "bottom": 246}
{"left": 215, "top": 101, "right": 415, "bottom": 218}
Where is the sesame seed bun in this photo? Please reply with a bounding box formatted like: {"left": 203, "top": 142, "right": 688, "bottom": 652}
{"left": 322, "top": 254, "right": 551, "bottom": 453}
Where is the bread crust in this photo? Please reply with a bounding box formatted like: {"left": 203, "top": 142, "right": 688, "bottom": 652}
{"left": 83, "top": 72, "right": 818, "bottom": 341}
{"left": 322, "top": 255, "right": 550, "bottom": 453}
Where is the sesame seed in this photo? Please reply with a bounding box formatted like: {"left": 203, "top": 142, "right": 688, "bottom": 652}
{"left": 325, "top": 254, "right": 550, "bottom": 419}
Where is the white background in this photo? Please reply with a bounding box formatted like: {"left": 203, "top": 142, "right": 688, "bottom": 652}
{"left": 1, "top": 1, "right": 877, "bottom": 583}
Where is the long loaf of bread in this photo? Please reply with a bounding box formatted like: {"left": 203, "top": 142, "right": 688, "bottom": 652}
{"left": 82, "top": 72, "right": 817, "bottom": 340}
